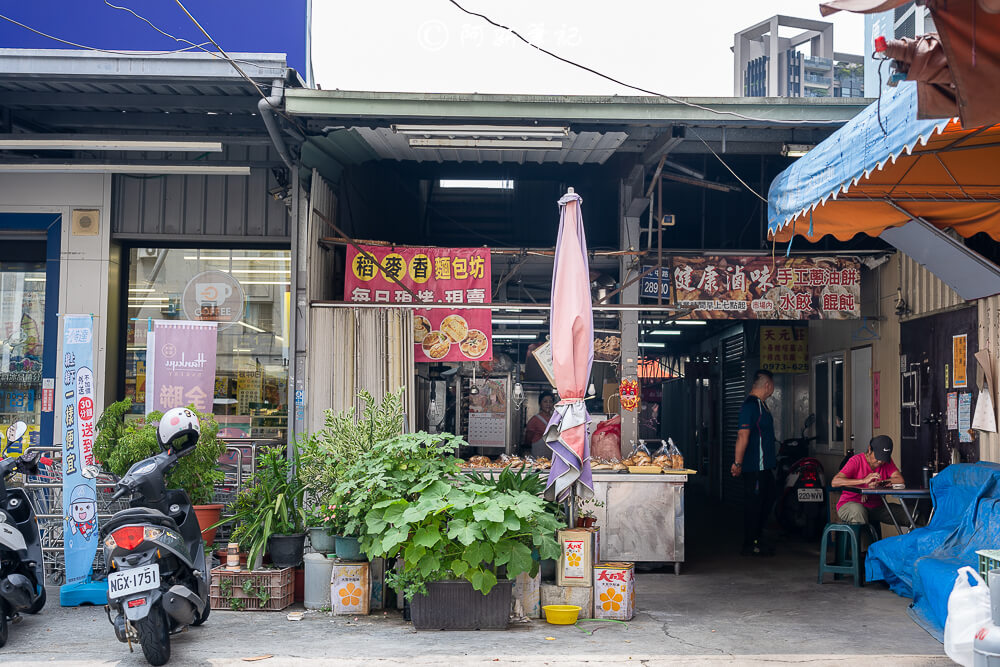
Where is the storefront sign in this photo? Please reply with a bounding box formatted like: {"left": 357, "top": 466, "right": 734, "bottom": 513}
{"left": 760, "top": 326, "right": 808, "bottom": 374}
{"left": 672, "top": 256, "right": 861, "bottom": 320}
{"left": 619, "top": 379, "right": 640, "bottom": 411}
{"left": 953, "top": 334, "right": 968, "bottom": 388}
{"left": 145, "top": 320, "right": 218, "bottom": 415}
{"left": 344, "top": 245, "right": 492, "bottom": 362}
{"left": 182, "top": 270, "right": 245, "bottom": 331}
{"left": 60, "top": 314, "right": 99, "bottom": 586}
{"left": 41, "top": 377, "right": 54, "bottom": 413}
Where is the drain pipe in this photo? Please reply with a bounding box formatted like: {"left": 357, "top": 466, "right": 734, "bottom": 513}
{"left": 259, "top": 78, "right": 294, "bottom": 171}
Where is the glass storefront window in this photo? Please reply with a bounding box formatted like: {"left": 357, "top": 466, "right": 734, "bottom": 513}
{"left": 0, "top": 260, "right": 46, "bottom": 454}
{"left": 125, "top": 248, "right": 290, "bottom": 439}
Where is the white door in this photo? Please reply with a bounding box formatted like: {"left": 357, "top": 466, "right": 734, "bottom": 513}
{"left": 851, "top": 347, "right": 873, "bottom": 455}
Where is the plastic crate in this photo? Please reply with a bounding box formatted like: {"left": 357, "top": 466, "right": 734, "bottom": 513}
{"left": 977, "top": 549, "right": 1000, "bottom": 579}
{"left": 210, "top": 566, "right": 295, "bottom": 611}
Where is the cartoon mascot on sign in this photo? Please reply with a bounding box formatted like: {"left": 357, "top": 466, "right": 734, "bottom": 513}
{"left": 67, "top": 484, "right": 98, "bottom": 540}
{"left": 619, "top": 378, "right": 640, "bottom": 412}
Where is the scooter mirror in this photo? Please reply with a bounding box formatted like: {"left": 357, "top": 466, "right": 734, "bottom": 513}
{"left": 81, "top": 464, "right": 102, "bottom": 480}
{"left": 5, "top": 420, "right": 27, "bottom": 444}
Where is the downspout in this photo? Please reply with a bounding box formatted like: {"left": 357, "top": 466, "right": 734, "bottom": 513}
{"left": 259, "top": 78, "right": 294, "bottom": 171}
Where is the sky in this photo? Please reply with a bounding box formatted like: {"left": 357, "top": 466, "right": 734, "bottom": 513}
{"left": 312, "top": 1, "right": 865, "bottom": 97}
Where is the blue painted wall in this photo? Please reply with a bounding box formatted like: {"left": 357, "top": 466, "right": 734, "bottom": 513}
{"left": 0, "top": 0, "right": 309, "bottom": 78}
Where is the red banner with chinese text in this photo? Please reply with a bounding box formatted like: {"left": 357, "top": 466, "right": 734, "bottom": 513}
{"left": 345, "top": 245, "right": 492, "bottom": 362}
{"left": 672, "top": 256, "right": 860, "bottom": 320}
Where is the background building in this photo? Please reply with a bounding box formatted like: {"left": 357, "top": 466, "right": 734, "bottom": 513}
{"left": 734, "top": 15, "right": 864, "bottom": 98}
{"left": 863, "top": 2, "right": 935, "bottom": 96}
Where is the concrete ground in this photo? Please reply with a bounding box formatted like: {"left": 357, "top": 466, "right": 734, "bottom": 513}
{"left": 1, "top": 489, "right": 949, "bottom": 666}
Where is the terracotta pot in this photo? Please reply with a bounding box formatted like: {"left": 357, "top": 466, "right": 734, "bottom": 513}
{"left": 575, "top": 517, "right": 587, "bottom": 528}
{"left": 583, "top": 517, "right": 596, "bottom": 528}
{"left": 193, "top": 504, "right": 224, "bottom": 547}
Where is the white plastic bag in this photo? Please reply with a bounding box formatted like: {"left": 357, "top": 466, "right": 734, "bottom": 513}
{"left": 944, "top": 566, "right": 991, "bottom": 667}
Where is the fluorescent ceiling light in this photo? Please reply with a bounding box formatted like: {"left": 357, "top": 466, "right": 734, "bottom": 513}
{"left": 0, "top": 140, "right": 223, "bottom": 152}
{"left": 238, "top": 321, "right": 266, "bottom": 333}
{"left": 228, "top": 269, "right": 291, "bottom": 274}
{"left": 781, "top": 143, "right": 814, "bottom": 158}
{"left": 0, "top": 164, "right": 250, "bottom": 175}
{"left": 23, "top": 277, "right": 45, "bottom": 282}
{"left": 493, "top": 333, "right": 538, "bottom": 340}
{"left": 638, "top": 342, "right": 666, "bottom": 348}
{"left": 440, "top": 179, "right": 514, "bottom": 190}
{"left": 393, "top": 124, "right": 569, "bottom": 139}
{"left": 240, "top": 281, "right": 290, "bottom": 286}
{"left": 492, "top": 318, "right": 545, "bottom": 325}
{"left": 669, "top": 320, "right": 707, "bottom": 326}
{"left": 183, "top": 256, "right": 290, "bottom": 261}
{"left": 649, "top": 330, "right": 683, "bottom": 336}
{"left": 129, "top": 288, "right": 154, "bottom": 292}
{"left": 232, "top": 348, "right": 253, "bottom": 353}
{"left": 409, "top": 138, "right": 562, "bottom": 150}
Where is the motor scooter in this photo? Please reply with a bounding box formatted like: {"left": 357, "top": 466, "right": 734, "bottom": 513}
{"left": 775, "top": 415, "right": 828, "bottom": 538}
{"left": 90, "top": 407, "right": 210, "bottom": 666}
{"left": 0, "top": 434, "right": 47, "bottom": 647}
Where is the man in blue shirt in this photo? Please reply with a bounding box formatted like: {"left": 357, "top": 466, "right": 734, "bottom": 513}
{"left": 731, "top": 369, "right": 777, "bottom": 556}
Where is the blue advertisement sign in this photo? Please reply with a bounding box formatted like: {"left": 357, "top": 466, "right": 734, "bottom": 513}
{"left": 0, "top": 1, "right": 309, "bottom": 79}
{"left": 640, "top": 266, "right": 671, "bottom": 300}
{"left": 60, "top": 315, "right": 101, "bottom": 595}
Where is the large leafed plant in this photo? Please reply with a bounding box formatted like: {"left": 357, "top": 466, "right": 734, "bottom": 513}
{"left": 333, "top": 431, "right": 564, "bottom": 600}
{"left": 93, "top": 398, "right": 224, "bottom": 506}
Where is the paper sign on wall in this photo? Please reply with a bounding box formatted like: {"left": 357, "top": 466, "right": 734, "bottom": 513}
{"left": 959, "top": 392, "right": 973, "bottom": 442}
{"left": 873, "top": 371, "right": 881, "bottom": 429}
{"left": 953, "top": 334, "right": 968, "bottom": 388}
{"left": 947, "top": 392, "right": 959, "bottom": 429}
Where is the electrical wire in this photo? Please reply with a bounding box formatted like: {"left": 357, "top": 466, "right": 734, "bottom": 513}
{"left": 689, "top": 129, "right": 768, "bottom": 203}
{"left": 445, "top": 0, "right": 849, "bottom": 127}
{"left": 0, "top": 13, "right": 209, "bottom": 55}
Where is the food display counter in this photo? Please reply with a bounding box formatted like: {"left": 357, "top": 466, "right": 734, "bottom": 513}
{"left": 458, "top": 458, "right": 688, "bottom": 573}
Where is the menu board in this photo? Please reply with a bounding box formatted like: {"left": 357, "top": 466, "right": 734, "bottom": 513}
{"left": 672, "top": 255, "right": 861, "bottom": 320}
{"left": 344, "top": 245, "right": 492, "bottom": 362}
{"left": 760, "top": 326, "right": 808, "bottom": 374}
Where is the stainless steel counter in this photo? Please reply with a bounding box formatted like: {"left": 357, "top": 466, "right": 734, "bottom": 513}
{"left": 590, "top": 473, "right": 686, "bottom": 574}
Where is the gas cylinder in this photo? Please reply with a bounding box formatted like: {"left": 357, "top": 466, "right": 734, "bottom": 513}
{"left": 974, "top": 569, "right": 1000, "bottom": 665}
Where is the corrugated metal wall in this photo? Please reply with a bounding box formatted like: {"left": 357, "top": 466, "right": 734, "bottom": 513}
{"left": 112, "top": 145, "right": 290, "bottom": 241}
{"left": 900, "top": 253, "right": 1000, "bottom": 462}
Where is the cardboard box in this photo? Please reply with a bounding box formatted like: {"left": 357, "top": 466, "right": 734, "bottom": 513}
{"left": 513, "top": 570, "right": 541, "bottom": 618}
{"left": 557, "top": 528, "right": 594, "bottom": 587}
{"left": 541, "top": 582, "right": 594, "bottom": 618}
{"left": 331, "top": 561, "right": 370, "bottom": 615}
{"left": 593, "top": 562, "right": 635, "bottom": 621}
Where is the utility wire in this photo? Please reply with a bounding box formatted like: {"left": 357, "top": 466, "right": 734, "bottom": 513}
{"left": 446, "top": 0, "right": 849, "bottom": 127}
{"left": 689, "top": 129, "right": 768, "bottom": 203}
{"left": 0, "top": 13, "right": 209, "bottom": 55}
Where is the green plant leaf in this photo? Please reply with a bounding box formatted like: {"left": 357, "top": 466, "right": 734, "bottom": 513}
{"left": 483, "top": 521, "right": 506, "bottom": 543}
{"left": 508, "top": 542, "right": 534, "bottom": 576}
{"left": 472, "top": 503, "right": 505, "bottom": 523}
{"left": 503, "top": 510, "right": 521, "bottom": 531}
{"left": 492, "top": 540, "right": 513, "bottom": 566}
{"left": 450, "top": 558, "right": 469, "bottom": 577}
{"left": 417, "top": 553, "right": 441, "bottom": 577}
{"left": 412, "top": 525, "right": 442, "bottom": 549}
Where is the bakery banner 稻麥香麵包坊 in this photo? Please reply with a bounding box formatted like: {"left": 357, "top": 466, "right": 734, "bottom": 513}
{"left": 672, "top": 256, "right": 861, "bottom": 320}
{"left": 344, "top": 245, "right": 493, "bottom": 363}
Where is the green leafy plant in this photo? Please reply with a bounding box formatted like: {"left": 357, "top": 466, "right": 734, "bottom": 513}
{"left": 94, "top": 398, "right": 225, "bottom": 505}
{"left": 299, "top": 388, "right": 405, "bottom": 533}
{"left": 335, "top": 432, "right": 564, "bottom": 600}
{"left": 575, "top": 496, "right": 606, "bottom": 519}
{"left": 213, "top": 446, "right": 306, "bottom": 569}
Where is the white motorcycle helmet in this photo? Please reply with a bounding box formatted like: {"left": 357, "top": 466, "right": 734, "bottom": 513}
{"left": 156, "top": 407, "right": 201, "bottom": 453}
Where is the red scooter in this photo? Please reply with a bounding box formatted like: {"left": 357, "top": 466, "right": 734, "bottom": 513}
{"left": 775, "top": 415, "right": 827, "bottom": 538}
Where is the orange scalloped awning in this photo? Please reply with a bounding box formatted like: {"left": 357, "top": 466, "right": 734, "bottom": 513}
{"left": 770, "top": 119, "right": 1000, "bottom": 243}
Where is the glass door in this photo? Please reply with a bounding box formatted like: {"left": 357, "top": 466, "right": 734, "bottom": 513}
{"left": 0, "top": 258, "right": 46, "bottom": 455}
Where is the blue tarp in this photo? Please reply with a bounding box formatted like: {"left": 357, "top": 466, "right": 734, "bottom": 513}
{"left": 767, "top": 82, "right": 952, "bottom": 237}
{"left": 866, "top": 462, "right": 1000, "bottom": 640}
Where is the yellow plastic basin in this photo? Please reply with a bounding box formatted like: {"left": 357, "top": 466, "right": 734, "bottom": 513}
{"left": 543, "top": 604, "right": 582, "bottom": 625}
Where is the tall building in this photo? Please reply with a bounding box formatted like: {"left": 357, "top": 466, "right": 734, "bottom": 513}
{"left": 863, "top": 2, "right": 935, "bottom": 96}
{"left": 734, "top": 15, "right": 864, "bottom": 98}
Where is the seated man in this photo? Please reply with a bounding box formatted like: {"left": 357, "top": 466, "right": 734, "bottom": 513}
{"left": 831, "top": 435, "right": 909, "bottom": 528}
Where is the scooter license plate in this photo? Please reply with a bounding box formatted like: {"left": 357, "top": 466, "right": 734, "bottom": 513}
{"left": 797, "top": 488, "right": 824, "bottom": 502}
{"left": 108, "top": 564, "right": 160, "bottom": 599}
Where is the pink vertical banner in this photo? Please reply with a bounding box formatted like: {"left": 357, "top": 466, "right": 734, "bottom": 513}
{"left": 145, "top": 320, "right": 218, "bottom": 415}
{"left": 872, "top": 371, "right": 881, "bottom": 429}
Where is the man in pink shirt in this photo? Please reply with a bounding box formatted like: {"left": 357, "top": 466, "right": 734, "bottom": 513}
{"left": 831, "top": 435, "right": 908, "bottom": 526}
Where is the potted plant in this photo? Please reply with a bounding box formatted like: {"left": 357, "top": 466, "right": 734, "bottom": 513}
{"left": 216, "top": 446, "right": 306, "bottom": 569}
{"left": 299, "top": 388, "right": 404, "bottom": 555}
{"left": 304, "top": 503, "right": 340, "bottom": 555}
{"left": 94, "top": 398, "right": 226, "bottom": 543}
{"left": 575, "top": 497, "right": 605, "bottom": 528}
{"left": 335, "top": 432, "right": 564, "bottom": 629}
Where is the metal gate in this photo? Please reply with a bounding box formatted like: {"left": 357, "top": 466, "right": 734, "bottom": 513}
{"left": 721, "top": 333, "right": 747, "bottom": 504}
